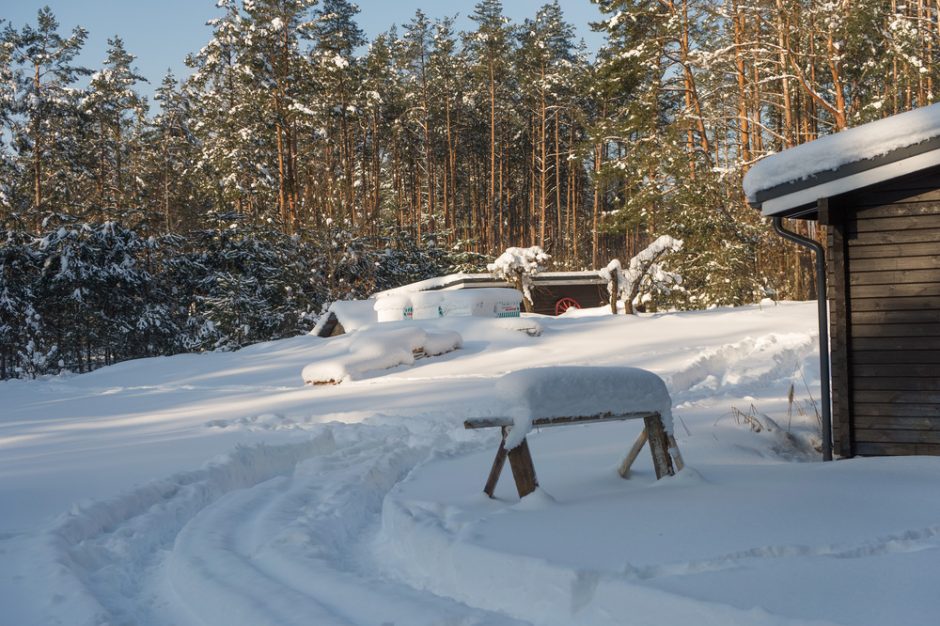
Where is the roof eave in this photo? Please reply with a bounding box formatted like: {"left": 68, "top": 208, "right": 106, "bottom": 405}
{"left": 751, "top": 135, "right": 940, "bottom": 218}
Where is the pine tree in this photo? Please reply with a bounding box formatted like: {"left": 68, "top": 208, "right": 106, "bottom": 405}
{"left": 466, "top": 0, "right": 513, "bottom": 251}
{"left": 310, "top": 0, "right": 366, "bottom": 228}
{"left": 141, "top": 72, "right": 200, "bottom": 232}
{"left": 84, "top": 36, "right": 147, "bottom": 213}
{"left": 9, "top": 7, "right": 91, "bottom": 224}
{"left": 185, "top": 0, "right": 264, "bottom": 218}
{"left": 517, "top": 2, "right": 575, "bottom": 252}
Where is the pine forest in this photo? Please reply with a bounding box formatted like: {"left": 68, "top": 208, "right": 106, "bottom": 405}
{"left": 1, "top": 0, "right": 937, "bottom": 378}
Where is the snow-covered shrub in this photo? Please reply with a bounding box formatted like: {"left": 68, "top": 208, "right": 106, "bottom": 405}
{"left": 0, "top": 213, "right": 478, "bottom": 379}
{"left": 181, "top": 214, "right": 329, "bottom": 351}
{"left": 487, "top": 246, "right": 550, "bottom": 312}
{"left": 373, "top": 232, "right": 452, "bottom": 293}
{"left": 600, "top": 236, "right": 684, "bottom": 314}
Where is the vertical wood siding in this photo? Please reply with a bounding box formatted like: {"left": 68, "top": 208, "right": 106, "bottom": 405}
{"left": 834, "top": 167, "right": 940, "bottom": 456}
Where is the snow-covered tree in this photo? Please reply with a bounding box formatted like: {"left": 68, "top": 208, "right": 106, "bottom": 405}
{"left": 8, "top": 7, "right": 91, "bottom": 222}
{"left": 487, "top": 245, "right": 549, "bottom": 312}
{"left": 83, "top": 36, "right": 147, "bottom": 212}
{"left": 600, "top": 236, "right": 683, "bottom": 314}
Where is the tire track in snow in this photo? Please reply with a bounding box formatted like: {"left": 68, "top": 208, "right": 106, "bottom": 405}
{"left": 40, "top": 431, "right": 339, "bottom": 626}
{"left": 42, "top": 421, "right": 525, "bottom": 626}
{"left": 168, "top": 424, "right": 527, "bottom": 626}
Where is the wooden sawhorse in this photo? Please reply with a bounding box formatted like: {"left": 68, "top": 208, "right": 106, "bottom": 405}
{"left": 464, "top": 411, "right": 684, "bottom": 499}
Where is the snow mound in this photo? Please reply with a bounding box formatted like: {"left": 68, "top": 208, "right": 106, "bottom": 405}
{"left": 311, "top": 299, "right": 377, "bottom": 334}
{"left": 667, "top": 333, "right": 817, "bottom": 401}
{"left": 496, "top": 366, "right": 673, "bottom": 449}
{"left": 301, "top": 326, "right": 462, "bottom": 384}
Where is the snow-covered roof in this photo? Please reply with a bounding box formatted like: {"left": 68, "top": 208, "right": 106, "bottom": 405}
{"left": 373, "top": 271, "right": 606, "bottom": 299}
{"left": 744, "top": 103, "right": 940, "bottom": 217}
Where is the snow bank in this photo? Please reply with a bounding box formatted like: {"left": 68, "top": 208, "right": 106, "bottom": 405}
{"left": 379, "top": 490, "right": 843, "bottom": 626}
{"left": 379, "top": 449, "right": 940, "bottom": 626}
{"left": 743, "top": 102, "right": 940, "bottom": 201}
{"left": 496, "top": 366, "right": 673, "bottom": 449}
{"left": 301, "top": 326, "right": 462, "bottom": 384}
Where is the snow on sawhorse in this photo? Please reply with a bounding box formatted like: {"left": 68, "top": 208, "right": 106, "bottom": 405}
{"left": 465, "top": 366, "right": 685, "bottom": 498}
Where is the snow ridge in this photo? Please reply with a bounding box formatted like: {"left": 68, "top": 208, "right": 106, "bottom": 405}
{"left": 666, "top": 333, "right": 817, "bottom": 401}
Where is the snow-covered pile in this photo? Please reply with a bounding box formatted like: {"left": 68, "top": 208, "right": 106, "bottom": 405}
{"left": 496, "top": 366, "right": 673, "bottom": 449}
{"left": 311, "top": 298, "right": 378, "bottom": 333}
{"left": 743, "top": 102, "right": 940, "bottom": 201}
{"left": 301, "top": 325, "right": 462, "bottom": 384}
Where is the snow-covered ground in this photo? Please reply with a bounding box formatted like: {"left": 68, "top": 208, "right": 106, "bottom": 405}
{"left": 2, "top": 302, "right": 939, "bottom": 626}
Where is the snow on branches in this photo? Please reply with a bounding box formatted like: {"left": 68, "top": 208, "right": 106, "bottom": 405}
{"left": 600, "top": 236, "right": 684, "bottom": 314}
{"left": 487, "top": 246, "right": 550, "bottom": 312}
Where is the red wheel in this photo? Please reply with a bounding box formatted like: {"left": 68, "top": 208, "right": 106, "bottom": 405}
{"left": 554, "top": 297, "right": 581, "bottom": 315}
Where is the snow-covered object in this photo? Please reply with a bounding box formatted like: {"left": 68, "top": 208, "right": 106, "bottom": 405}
{"left": 374, "top": 295, "right": 413, "bottom": 323}
{"left": 409, "top": 292, "right": 445, "bottom": 320}
{"left": 600, "top": 236, "right": 683, "bottom": 311}
{"left": 375, "top": 289, "right": 522, "bottom": 321}
{"left": 496, "top": 366, "right": 674, "bottom": 449}
{"left": 374, "top": 272, "right": 486, "bottom": 297}
{"left": 412, "top": 288, "right": 522, "bottom": 319}
{"left": 301, "top": 326, "right": 462, "bottom": 384}
{"left": 743, "top": 102, "right": 940, "bottom": 206}
{"left": 311, "top": 299, "right": 378, "bottom": 335}
{"left": 487, "top": 246, "right": 550, "bottom": 305}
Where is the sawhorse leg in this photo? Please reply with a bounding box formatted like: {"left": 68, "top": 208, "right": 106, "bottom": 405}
{"left": 483, "top": 426, "right": 539, "bottom": 499}
{"left": 618, "top": 414, "right": 684, "bottom": 479}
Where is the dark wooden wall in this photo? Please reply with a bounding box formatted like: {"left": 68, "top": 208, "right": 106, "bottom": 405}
{"left": 826, "top": 165, "right": 940, "bottom": 456}
{"left": 530, "top": 284, "right": 608, "bottom": 316}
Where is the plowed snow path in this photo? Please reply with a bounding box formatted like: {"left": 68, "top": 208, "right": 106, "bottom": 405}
{"left": 46, "top": 423, "right": 525, "bottom": 626}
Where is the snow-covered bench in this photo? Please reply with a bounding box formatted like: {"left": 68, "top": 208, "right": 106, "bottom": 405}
{"left": 464, "top": 367, "right": 684, "bottom": 498}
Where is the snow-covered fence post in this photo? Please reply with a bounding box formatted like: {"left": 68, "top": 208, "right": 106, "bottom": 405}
{"left": 600, "top": 237, "right": 684, "bottom": 314}
{"left": 487, "top": 246, "right": 550, "bottom": 313}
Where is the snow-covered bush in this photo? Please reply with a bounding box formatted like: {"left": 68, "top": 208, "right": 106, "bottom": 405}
{"left": 600, "top": 236, "right": 684, "bottom": 314}
{"left": 487, "top": 246, "right": 550, "bottom": 312}
{"left": 0, "top": 214, "right": 476, "bottom": 380}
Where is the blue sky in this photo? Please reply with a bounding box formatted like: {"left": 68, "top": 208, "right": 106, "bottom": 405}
{"left": 2, "top": 1, "right": 606, "bottom": 102}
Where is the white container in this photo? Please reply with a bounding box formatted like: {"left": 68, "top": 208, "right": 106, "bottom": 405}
{"left": 374, "top": 295, "right": 414, "bottom": 322}
{"left": 411, "top": 291, "right": 446, "bottom": 319}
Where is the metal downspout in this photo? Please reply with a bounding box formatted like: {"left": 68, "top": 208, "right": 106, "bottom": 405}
{"left": 772, "top": 217, "right": 833, "bottom": 462}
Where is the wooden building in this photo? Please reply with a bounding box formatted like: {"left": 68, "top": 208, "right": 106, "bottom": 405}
{"left": 744, "top": 104, "right": 940, "bottom": 457}
{"left": 376, "top": 272, "right": 609, "bottom": 317}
